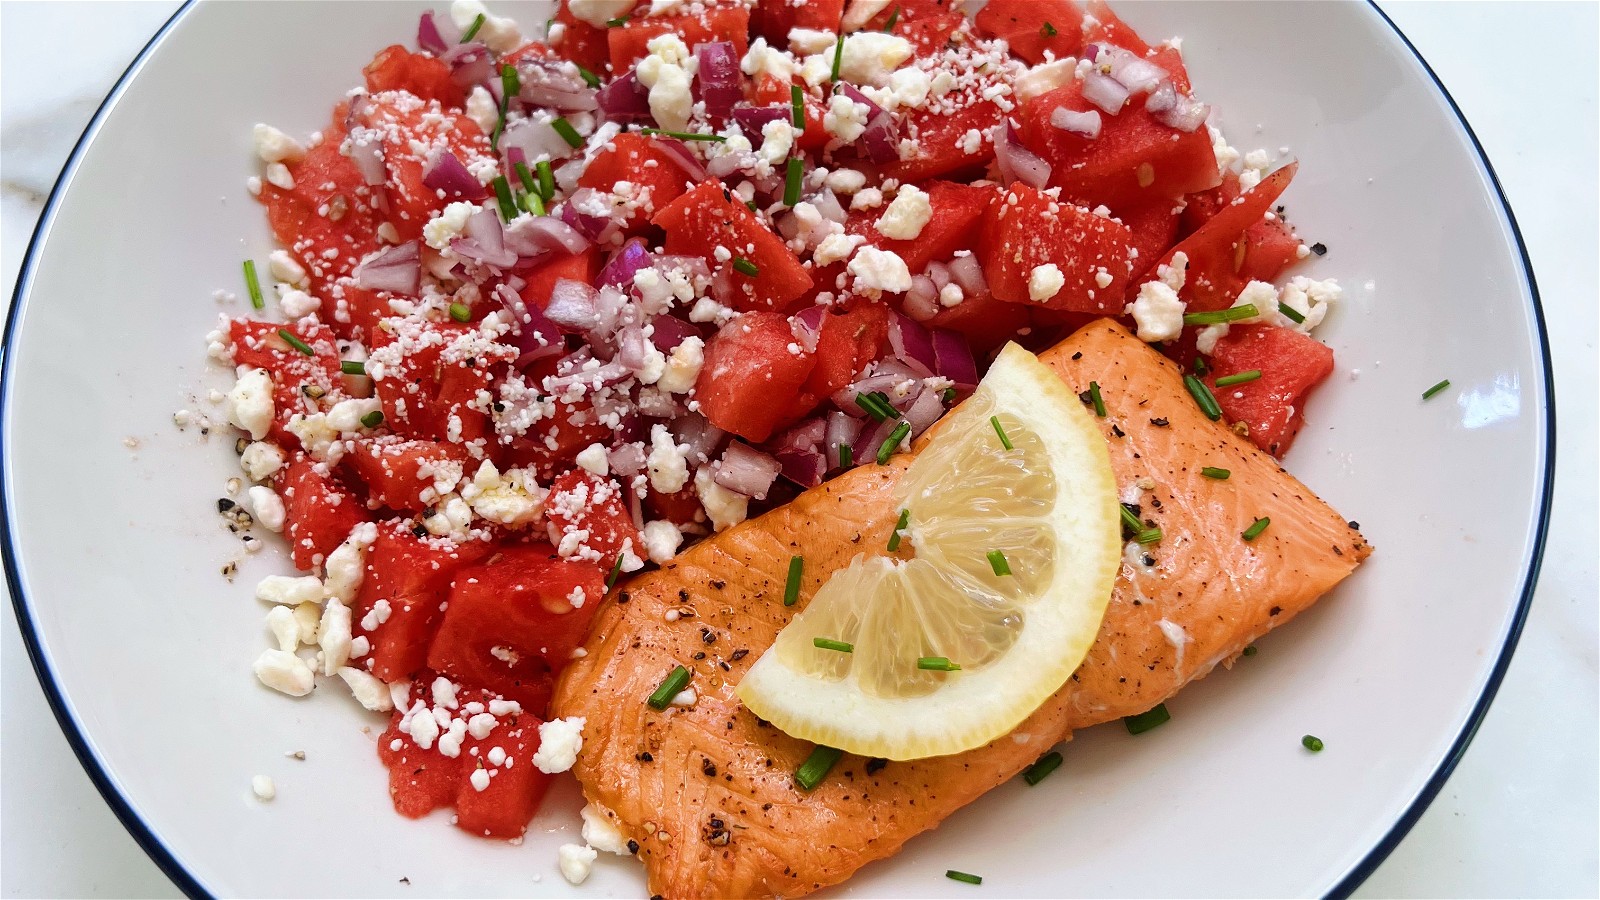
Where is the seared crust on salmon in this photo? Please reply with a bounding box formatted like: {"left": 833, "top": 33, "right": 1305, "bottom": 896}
{"left": 552, "top": 320, "right": 1370, "bottom": 898}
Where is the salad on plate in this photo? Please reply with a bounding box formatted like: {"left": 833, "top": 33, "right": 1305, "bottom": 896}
{"left": 207, "top": 0, "right": 1372, "bottom": 894}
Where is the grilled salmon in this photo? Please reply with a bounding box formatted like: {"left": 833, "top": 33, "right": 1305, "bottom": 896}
{"left": 550, "top": 320, "right": 1371, "bottom": 898}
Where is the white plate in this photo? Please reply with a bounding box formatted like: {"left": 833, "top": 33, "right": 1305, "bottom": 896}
{"left": 2, "top": 1, "right": 1552, "bottom": 896}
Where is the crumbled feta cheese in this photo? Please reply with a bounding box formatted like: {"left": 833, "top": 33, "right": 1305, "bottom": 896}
{"left": 423, "top": 201, "right": 478, "bottom": 252}
{"left": 248, "top": 486, "right": 286, "bottom": 533}
{"left": 850, "top": 187, "right": 884, "bottom": 210}
{"left": 842, "top": 0, "right": 894, "bottom": 33}
{"left": 789, "top": 28, "right": 838, "bottom": 56}
{"left": 655, "top": 336, "right": 704, "bottom": 394}
{"left": 326, "top": 397, "right": 383, "bottom": 434}
{"left": 278, "top": 288, "right": 319, "bottom": 318}
{"left": 758, "top": 119, "right": 796, "bottom": 167}
{"left": 1235, "top": 280, "right": 1279, "bottom": 321}
{"left": 1278, "top": 276, "right": 1340, "bottom": 332}
{"left": 824, "top": 168, "right": 867, "bottom": 194}
{"left": 268, "top": 249, "right": 307, "bottom": 287}
{"left": 226, "top": 369, "right": 275, "bottom": 440}
{"left": 265, "top": 605, "right": 300, "bottom": 652}
{"left": 875, "top": 184, "right": 932, "bottom": 240}
{"left": 253, "top": 649, "right": 315, "bottom": 696}
{"left": 636, "top": 35, "right": 696, "bottom": 133}
{"left": 251, "top": 775, "right": 277, "bottom": 801}
{"left": 814, "top": 232, "right": 866, "bottom": 267}
{"left": 646, "top": 424, "right": 690, "bottom": 493}
{"left": 824, "top": 93, "right": 870, "bottom": 144}
{"left": 256, "top": 574, "right": 323, "bottom": 606}
{"left": 461, "top": 460, "right": 545, "bottom": 526}
{"left": 847, "top": 245, "right": 911, "bottom": 298}
{"left": 694, "top": 466, "right": 748, "bottom": 531}
{"left": 337, "top": 667, "right": 393, "bottom": 712}
{"left": 470, "top": 767, "right": 492, "bottom": 792}
{"left": 1209, "top": 125, "right": 1240, "bottom": 170}
{"left": 323, "top": 524, "right": 375, "bottom": 603}
{"left": 670, "top": 688, "right": 697, "bottom": 707}
{"left": 1015, "top": 58, "right": 1078, "bottom": 103}
{"left": 558, "top": 843, "right": 598, "bottom": 885}
{"left": 575, "top": 443, "right": 610, "bottom": 477}
{"left": 939, "top": 282, "right": 965, "bottom": 307}
{"left": 1125, "top": 280, "right": 1186, "bottom": 342}
{"left": 641, "top": 520, "right": 683, "bottom": 563}
{"left": 318, "top": 599, "right": 353, "bottom": 675}
{"left": 285, "top": 413, "right": 338, "bottom": 461}
{"left": 581, "top": 804, "right": 630, "bottom": 855}
{"left": 741, "top": 37, "right": 798, "bottom": 83}
{"left": 533, "top": 716, "right": 586, "bottom": 773}
{"left": 239, "top": 441, "right": 285, "bottom": 482}
{"left": 265, "top": 162, "right": 294, "bottom": 190}
{"left": 1028, "top": 263, "right": 1066, "bottom": 303}
{"left": 1237, "top": 167, "right": 1261, "bottom": 193}
{"left": 1243, "top": 149, "right": 1272, "bottom": 172}
{"left": 566, "top": 0, "right": 635, "bottom": 28}
{"left": 465, "top": 85, "right": 498, "bottom": 134}
{"left": 1195, "top": 323, "right": 1229, "bottom": 355}
{"left": 292, "top": 602, "right": 321, "bottom": 644}
{"left": 253, "top": 124, "right": 305, "bottom": 164}
{"left": 450, "top": 0, "right": 522, "bottom": 52}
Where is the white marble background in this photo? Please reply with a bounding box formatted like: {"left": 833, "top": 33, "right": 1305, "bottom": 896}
{"left": 1, "top": 2, "right": 1595, "bottom": 897}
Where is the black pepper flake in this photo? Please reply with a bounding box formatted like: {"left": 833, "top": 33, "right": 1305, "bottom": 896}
{"left": 700, "top": 628, "right": 717, "bottom": 645}
{"left": 216, "top": 498, "right": 236, "bottom": 512}
{"left": 710, "top": 580, "right": 726, "bottom": 590}
{"left": 702, "top": 759, "right": 717, "bottom": 777}
{"left": 627, "top": 840, "right": 640, "bottom": 854}
{"left": 719, "top": 661, "right": 731, "bottom": 672}
{"left": 730, "top": 648, "right": 749, "bottom": 661}
{"left": 618, "top": 592, "right": 631, "bottom": 604}
{"left": 399, "top": 877, "right": 411, "bottom": 885}
{"left": 692, "top": 651, "right": 706, "bottom": 660}
{"left": 1347, "top": 520, "right": 1360, "bottom": 530}
{"left": 411, "top": 522, "right": 429, "bottom": 538}
{"left": 1151, "top": 417, "right": 1169, "bottom": 427}
{"left": 1310, "top": 241, "right": 1328, "bottom": 256}
{"left": 1110, "top": 424, "right": 1126, "bottom": 438}
{"left": 1269, "top": 606, "right": 1282, "bottom": 616}
{"left": 1142, "top": 554, "right": 1155, "bottom": 566}
{"left": 1071, "top": 351, "right": 1083, "bottom": 360}
{"left": 678, "top": 589, "right": 691, "bottom": 601}
{"left": 636, "top": 751, "right": 654, "bottom": 762}
{"left": 1077, "top": 389, "right": 1095, "bottom": 407}
{"left": 865, "top": 757, "right": 888, "bottom": 775}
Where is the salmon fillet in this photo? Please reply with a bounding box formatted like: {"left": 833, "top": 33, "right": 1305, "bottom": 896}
{"left": 550, "top": 320, "right": 1371, "bottom": 898}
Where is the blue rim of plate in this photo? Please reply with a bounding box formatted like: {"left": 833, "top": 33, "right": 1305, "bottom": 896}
{"left": 0, "top": 3, "right": 1554, "bottom": 898}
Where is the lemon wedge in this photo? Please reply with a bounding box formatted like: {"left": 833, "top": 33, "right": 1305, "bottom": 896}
{"left": 737, "top": 343, "right": 1121, "bottom": 760}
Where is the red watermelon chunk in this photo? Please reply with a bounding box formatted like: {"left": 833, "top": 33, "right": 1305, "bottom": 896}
{"left": 1157, "top": 162, "right": 1297, "bottom": 312}
{"left": 347, "top": 438, "right": 470, "bottom": 513}
{"left": 1206, "top": 324, "right": 1334, "bottom": 456}
{"left": 578, "top": 133, "right": 696, "bottom": 230}
{"left": 607, "top": 5, "right": 750, "bottom": 72}
{"left": 353, "top": 520, "right": 494, "bottom": 681}
{"left": 975, "top": 0, "right": 1086, "bottom": 64}
{"left": 846, "top": 181, "right": 999, "bottom": 274}
{"left": 544, "top": 470, "right": 644, "bottom": 568}
{"left": 693, "top": 310, "right": 818, "bottom": 442}
{"left": 653, "top": 180, "right": 814, "bottom": 314}
{"left": 275, "top": 456, "right": 370, "bottom": 571}
{"left": 978, "top": 184, "right": 1135, "bottom": 313}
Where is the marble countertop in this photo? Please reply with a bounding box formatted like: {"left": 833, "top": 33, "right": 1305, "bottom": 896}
{"left": 2, "top": 2, "right": 1595, "bottom": 897}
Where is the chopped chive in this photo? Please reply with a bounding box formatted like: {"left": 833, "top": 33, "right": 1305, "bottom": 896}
{"left": 784, "top": 555, "right": 803, "bottom": 606}
{"left": 1200, "top": 466, "right": 1231, "bottom": 480}
{"left": 518, "top": 188, "right": 546, "bottom": 217}
{"left": 1119, "top": 503, "right": 1144, "bottom": 535}
{"left": 1241, "top": 516, "right": 1271, "bottom": 541}
{"left": 1041, "top": 21, "right": 1059, "bottom": 37}
{"left": 1302, "top": 734, "right": 1325, "bottom": 752}
{"left": 839, "top": 443, "right": 853, "bottom": 469}
{"left": 917, "top": 656, "right": 962, "bottom": 671}
{"left": 987, "top": 550, "right": 1011, "bottom": 576}
{"left": 795, "top": 745, "right": 842, "bottom": 790}
{"left": 1277, "top": 301, "right": 1306, "bottom": 324}
{"left": 576, "top": 65, "right": 601, "bottom": 89}
{"left": 1022, "top": 750, "right": 1063, "bottom": 786}
{"left": 340, "top": 360, "right": 367, "bottom": 376}
{"left": 946, "top": 871, "right": 983, "bottom": 886}
{"left": 877, "top": 421, "right": 911, "bottom": 465}
{"left": 460, "top": 12, "right": 486, "bottom": 42}
{"left": 887, "top": 508, "right": 909, "bottom": 551}
{"left": 550, "top": 117, "right": 584, "bottom": 148}
{"left": 640, "top": 127, "right": 725, "bottom": 142}
{"left": 1183, "top": 374, "right": 1223, "bottom": 421}
{"left": 1215, "top": 370, "right": 1262, "bottom": 387}
{"left": 883, "top": 4, "right": 901, "bottom": 30}
{"left": 492, "top": 66, "right": 516, "bottom": 148}
{"left": 1183, "top": 304, "right": 1259, "bottom": 326}
{"left": 242, "top": 260, "right": 265, "bottom": 310}
{"left": 830, "top": 32, "right": 845, "bottom": 82}
{"left": 605, "top": 15, "right": 630, "bottom": 27}
{"left": 646, "top": 665, "right": 691, "bottom": 710}
{"left": 813, "top": 637, "right": 854, "bottom": 653}
{"left": 990, "top": 415, "right": 1013, "bottom": 450}
{"left": 1422, "top": 378, "right": 1451, "bottom": 400}
{"left": 535, "top": 160, "right": 555, "bottom": 201}
{"left": 1242, "top": 645, "right": 1258, "bottom": 657}
{"left": 855, "top": 391, "right": 895, "bottom": 422}
{"left": 732, "top": 257, "right": 759, "bottom": 277}
{"left": 1124, "top": 704, "right": 1170, "bottom": 734}
{"left": 605, "top": 554, "right": 626, "bottom": 590}
{"left": 1134, "top": 527, "right": 1162, "bottom": 545}
{"left": 783, "top": 157, "right": 804, "bottom": 206}
{"left": 746, "top": 200, "right": 760, "bottom": 212}
{"left": 513, "top": 160, "right": 537, "bottom": 193}
{"left": 277, "top": 329, "right": 314, "bottom": 356}
{"left": 359, "top": 410, "right": 385, "bottom": 429}
{"left": 448, "top": 302, "right": 472, "bottom": 323}
{"left": 492, "top": 175, "right": 517, "bottom": 220}
{"left": 1192, "top": 355, "right": 1210, "bottom": 377}
{"left": 790, "top": 83, "right": 806, "bottom": 128}
{"left": 1088, "top": 381, "right": 1106, "bottom": 417}
{"left": 940, "top": 387, "right": 957, "bottom": 405}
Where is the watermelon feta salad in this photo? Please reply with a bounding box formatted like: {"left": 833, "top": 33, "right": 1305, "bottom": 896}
{"left": 209, "top": 0, "right": 1345, "bottom": 862}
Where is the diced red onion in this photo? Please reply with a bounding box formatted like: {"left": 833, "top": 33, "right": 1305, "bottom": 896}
{"left": 654, "top": 255, "right": 711, "bottom": 280}
{"left": 417, "top": 11, "right": 452, "bottom": 55}
{"left": 500, "top": 117, "right": 580, "bottom": 165}
{"left": 1083, "top": 43, "right": 1103, "bottom": 63}
{"left": 774, "top": 416, "right": 827, "bottom": 453}
{"left": 1108, "top": 52, "right": 1167, "bottom": 95}
{"left": 636, "top": 388, "right": 679, "bottom": 419}
{"left": 503, "top": 216, "right": 590, "bottom": 258}
{"left": 544, "top": 359, "right": 631, "bottom": 393}
{"left": 590, "top": 286, "right": 629, "bottom": 338}
{"left": 790, "top": 306, "right": 828, "bottom": 353}
{"left": 833, "top": 372, "right": 910, "bottom": 411}
{"left": 1050, "top": 106, "right": 1103, "bottom": 139}
{"left": 888, "top": 312, "right": 937, "bottom": 372}
{"left": 824, "top": 412, "right": 862, "bottom": 468}
{"left": 695, "top": 42, "right": 742, "bottom": 121}
{"left": 932, "top": 329, "right": 978, "bottom": 390}
{"left": 615, "top": 323, "right": 652, "bottom": 373}
{"left": 517, "top": 58, "right": 599, "bottom": 111}
{"left": 558, "top": 190, "right": 613, "bottom": 241}
{"left": 948, "top": 254, "right": 987, "bottom": 296}
{"left": 672, "top": 414, "right": 726, "bottom": 464}
{"left": 1151, "top": 95, "right": 1209, "bottom": 133}
{"left": 1145, "top": 81, "right": 1177, "bottom": 114}
{"left": 872, "top": 357, "right": 931, "bottom": 385}
{"left": 903, "top": 387, "right": 945, "bottom": 439}
{"left": 1082, "top": 71, "right": 1131, "bottom": 115}
{"left": 599, "top": 237, "right": 653, "bottom": 290}
{"left": 450, "top": 208, "right": 517, "bottom": 269}
{"left": 993, "top": 122, "right": 1052, "bottom": 190}
{"left": 811, "top": 190, "right": 846, "bottom": 225}
{"left": 347, "top": 135, "right": 387, "bottom": 186}
{"left": 854, "top": 414, "right": 903, "bottom": 463}
{"left": 544, "top": 278, "right": 601, "bottom": 332}
{"left": 653, "top": 137, "right": 709, "bottom": 181}
{"left": 904, "top": 277, "right": 940, "bottom": 321}
{"left": 646, "top": 315, "right": 699, "bottom": 353}
{"left": 839, "top": 84, "right": 900, "bottom": 164}
{"left": 353, "top": 242, "right": 420, "bottom": 294}
{"left": 927, "top": 261, "right": 952, "bottom": 292}
{"left": 596, "top": 70, "right": 652, "bottom": 122}
{"left": 714, "top": 442, "right": 781, "bottom": 499}
{"left": 608, "top": 442, "right": 647, "bottom": 477}
{"left": 495, "top": 284, "right": 565, "bottom": 366}
{"left": 775, "top": 448, "right": 827, "bottom": 488}
{"left": 441, "top": 42, "right": 495, "bottom": 90}
{"left": 731, "top": 104, "right": 789, "bottom": 137}
{"left": 422, "top": 151, "right": 487, "bottom": 200}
